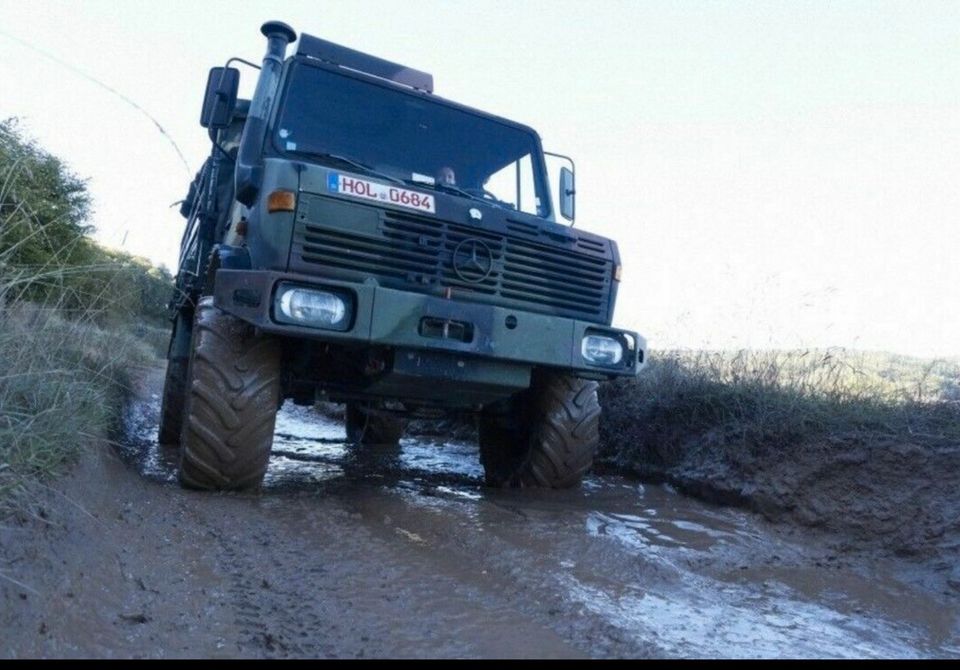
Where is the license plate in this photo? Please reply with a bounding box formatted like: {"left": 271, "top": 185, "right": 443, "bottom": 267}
{"left": 327, "top": 172, "right": 435, "bottom": 214}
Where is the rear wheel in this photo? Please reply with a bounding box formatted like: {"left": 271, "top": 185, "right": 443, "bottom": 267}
{"left": 178, "top": 297, "right": 281, "bottom": 490}
{"left": 158, "top": 358, "right": 188, "bottom": 445}
{"left": 346, "top": 403, "right": 403, "bottom": 446}
{"left": 157, "top": 312, "right": 192, "bottom": 445}
{"left": 478, "top": 370, "right": 600, "bottom": 488}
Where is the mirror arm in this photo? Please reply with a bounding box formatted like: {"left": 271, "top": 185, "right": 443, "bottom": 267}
{"left": 546, "top": 151, "right": 577, "bottom": 226}
{"left": 545, "top": 151, "right": 576, "bottom": 174}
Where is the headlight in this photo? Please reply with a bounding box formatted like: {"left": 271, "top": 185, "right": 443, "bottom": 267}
{"left": 581, "top": 335, "right": 624, "bottom": 366}
{"left": 274, "top": 283, "right": 352, "bottom": 330}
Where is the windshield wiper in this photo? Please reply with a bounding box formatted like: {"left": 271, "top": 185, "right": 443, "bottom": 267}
{"left": 302, "top": 151, "right": 405, "bottom": 185}
{"left": 428, "top": 181, "right": 480, "bottom": 201}
{"left": 405, "top": 179, "right": 505, "bottom": 209}
{"left": 437, "top": 183, "right": 517, "bottom": 212}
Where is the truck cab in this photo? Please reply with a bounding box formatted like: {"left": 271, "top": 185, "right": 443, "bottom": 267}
{"left": 160, "top": 21, "right": 645, "bottom": 491}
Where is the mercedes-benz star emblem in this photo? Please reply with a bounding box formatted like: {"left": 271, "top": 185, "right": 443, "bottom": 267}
{"left": 452, "top": 238, "right": 494, "bottom": 283}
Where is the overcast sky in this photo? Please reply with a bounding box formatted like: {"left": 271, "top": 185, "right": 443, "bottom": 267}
{"left": 1, "top": 0, "right": 958, "bottom": 357}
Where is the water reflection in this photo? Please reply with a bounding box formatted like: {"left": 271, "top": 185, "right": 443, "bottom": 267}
{"left": 117, "top": 393, "right": 960, "bottom": 658}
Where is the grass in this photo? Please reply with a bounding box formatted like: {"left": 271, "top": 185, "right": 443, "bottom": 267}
{"left": 0, "top": 135, "right": 168, "bottom": 509}
{"left": 0, "top": 303, "right": 158, "bottom": 507}
{"left": 598, "top": 348, "right": 960, "bottom": 471}
{"left": 0, "top": 194, "right": 166, "bottom": 514}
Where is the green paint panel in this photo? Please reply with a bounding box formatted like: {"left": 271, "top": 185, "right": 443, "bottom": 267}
{"left": 297, "top": 193, "right": 381, "bottom": 237}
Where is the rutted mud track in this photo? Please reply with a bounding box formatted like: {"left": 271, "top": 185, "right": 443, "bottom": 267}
{"left": 2, "top": 369, "right": 958, "bottom": 658}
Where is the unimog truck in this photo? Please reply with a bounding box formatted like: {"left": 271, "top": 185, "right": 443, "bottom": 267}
{"left": 160, "top": 21, "right": 645, "bottom": 490}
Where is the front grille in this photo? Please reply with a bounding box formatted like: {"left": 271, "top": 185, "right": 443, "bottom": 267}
{"left": 291, "top": 206, "right": 611, "bottom": 321}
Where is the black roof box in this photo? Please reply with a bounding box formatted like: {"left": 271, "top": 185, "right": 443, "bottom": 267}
{"left": 297, "top": 33, "right": 433, "bottom": 93}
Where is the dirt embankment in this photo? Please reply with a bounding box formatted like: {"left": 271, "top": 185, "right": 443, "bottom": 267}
{"left": 596, "top": 380, "right": 960, "bottom": 562}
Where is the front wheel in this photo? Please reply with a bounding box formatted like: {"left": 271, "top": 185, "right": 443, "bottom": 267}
{"left": 478, "top": 370, "right": 600, "bottom": 489}
{"left": 178, "top": 297, "right": 281, "bottom": 490}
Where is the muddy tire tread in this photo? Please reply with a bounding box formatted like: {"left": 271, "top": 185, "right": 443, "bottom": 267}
{"left": 479, "top": 371, "right": 600, "bottom": 489}
{"left": 158, "top": 357, "right": 188, "bottom": 445}
{"left": 179, "top": 297, "right": 280, "bottom": 490}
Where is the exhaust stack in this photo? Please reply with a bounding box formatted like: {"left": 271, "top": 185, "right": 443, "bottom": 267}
{"left": 260, "top": 21, "right": 297, "bottom": 66}
{"left": 235, "top": 21, "right": 298, "bottom": 206}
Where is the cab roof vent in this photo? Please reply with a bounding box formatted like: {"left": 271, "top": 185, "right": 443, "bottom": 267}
{"left": 297, "top": 33, "right": 434, "bottom": 93}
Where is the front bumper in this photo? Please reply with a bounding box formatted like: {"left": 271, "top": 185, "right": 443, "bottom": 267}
{"left": 213, "top": 269, "right": 644, "bottom": 378}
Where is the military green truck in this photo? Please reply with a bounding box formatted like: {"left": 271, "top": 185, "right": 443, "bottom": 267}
{"left": 160, "top": 21, "right": 645, "bottom": 491}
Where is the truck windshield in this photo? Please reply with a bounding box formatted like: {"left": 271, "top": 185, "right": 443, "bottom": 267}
{"left": 274, "top": 61, "right": 551, "bottom": 218}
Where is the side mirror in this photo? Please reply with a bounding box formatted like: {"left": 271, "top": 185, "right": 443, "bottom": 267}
{"left": 559, "top": 166, "right": 576, "bottom": 221}
{"left": 200, "top": 67, "right": 240, "bottom": 129}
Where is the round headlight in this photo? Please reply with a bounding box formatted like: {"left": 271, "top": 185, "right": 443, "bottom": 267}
{"left": 581, "top": 335, "right": 624, "bottom": 366}
{"left": 278, "top": 287, "right": 347, "bottom": 328}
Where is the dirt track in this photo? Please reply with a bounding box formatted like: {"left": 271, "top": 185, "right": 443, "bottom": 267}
{"left": 1, "top": 368, "right": 958, "bottom": 658}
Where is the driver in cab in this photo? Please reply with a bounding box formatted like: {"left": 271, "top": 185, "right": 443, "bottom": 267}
{"left": 437, "top": 166, "right": 457, "bottom": 187}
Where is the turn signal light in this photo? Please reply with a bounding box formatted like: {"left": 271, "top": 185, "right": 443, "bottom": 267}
{"left": 267, "top": 189, "right": 297, "bottom": 213}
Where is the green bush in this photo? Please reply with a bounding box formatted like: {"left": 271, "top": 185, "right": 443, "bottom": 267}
{"left": 0, "top": 119, "right": 171, "bottom": 505}
{"left": 1, "top": 118, "right": 173, "bottom": 327}
{"left": 599, "top": 349, "right": 960, "bottom": 469}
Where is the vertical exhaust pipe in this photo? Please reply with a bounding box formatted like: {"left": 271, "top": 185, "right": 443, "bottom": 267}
{"left": 260, "top": 20, "right": 298, "bottom": 70}
{"left": 236, "top": 21, "right": 298, "bottom": 206}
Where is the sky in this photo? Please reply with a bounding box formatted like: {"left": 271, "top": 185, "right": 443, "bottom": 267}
{"left": 1, "top": 0, "right": 958, "bottom": 357}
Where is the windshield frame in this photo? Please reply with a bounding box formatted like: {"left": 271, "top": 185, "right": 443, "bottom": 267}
{"left": 267, "top": 56, "right": 555, "bottom": 221}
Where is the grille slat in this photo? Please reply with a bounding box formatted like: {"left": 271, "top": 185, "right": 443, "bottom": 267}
{"left": 292, "top": 205, "right": 611, "bottom": 321}
{"left": 299, "top": 240, "right": 438, "bottom": 275}
{"left": 501, "top": 263, "right": 605, "bottom": 286}
{"left": 502, "top": 254, "right": 608, "bottom": 284}
{"left": 505, "top": 242, "right": 608, "bottom": 272}
{"left": 301, "top": 229, "right": 440, "bottom": 265}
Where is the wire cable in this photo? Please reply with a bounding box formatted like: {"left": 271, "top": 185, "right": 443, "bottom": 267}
{"left": 0, "top": 28, "right": 193, "bottom": 177}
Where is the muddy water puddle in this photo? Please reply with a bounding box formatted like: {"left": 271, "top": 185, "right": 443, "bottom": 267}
{"left": 120, "top": 395, "right": 960, "bottom": 658}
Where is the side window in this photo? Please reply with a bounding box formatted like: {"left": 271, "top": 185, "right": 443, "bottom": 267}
{"left": 517, "top": 154, "right": 538, "bottom": 215}
{"left": 483, "top": 161, "right": 518, "bottom": 210}
{"left": 482, "top": 153, "right": 541, "bottom": 216}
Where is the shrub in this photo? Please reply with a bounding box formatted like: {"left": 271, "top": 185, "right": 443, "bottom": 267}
{"left": 598, "top": 349, "right": 960, "bottom": 469}
{"left": 0, "top": 119, "right": 170, "bottom": 507}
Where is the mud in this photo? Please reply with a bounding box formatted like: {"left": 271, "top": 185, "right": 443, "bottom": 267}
{"left": 597, "top": 380, "right": 960, "bottom": 560}
{"left": 1, "top": 368, "right": 958, "bottom": 658}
